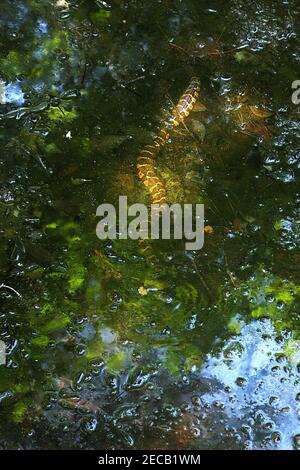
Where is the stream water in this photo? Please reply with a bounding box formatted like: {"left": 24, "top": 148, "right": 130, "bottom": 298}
{"left": 0, "top": 0, "right": 300, "bottom": 450}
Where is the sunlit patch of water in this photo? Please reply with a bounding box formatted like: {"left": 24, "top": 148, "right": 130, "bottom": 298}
{"left": 201, "top": 319, "right": 300, "bottom": 449}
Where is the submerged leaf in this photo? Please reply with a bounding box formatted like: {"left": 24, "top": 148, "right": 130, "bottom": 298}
{"left": 249, "top": 105, "right": 273, "bottom": 119}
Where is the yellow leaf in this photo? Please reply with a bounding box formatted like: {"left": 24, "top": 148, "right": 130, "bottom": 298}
{"left": 204, "top": 225, "right": 214, "bottom": 234}
{"left": 138, "top": 286, "right": 148, "bottom": 296}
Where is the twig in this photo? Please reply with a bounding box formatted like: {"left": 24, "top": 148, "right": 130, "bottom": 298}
{"left": 224, "top": 254, "right": 237, "bottom": 288}
{"left": 81, "top": 61, "right": 88, "bottom": 86}
{"left": 168, "top": 42, "right": 190, "bottom": 56}
{"left": 206, "top": 46, "right": 244, "bottom": 56}
{"left": 191, "top": 259, "right": 212, "bottom": 299}
{"left": 0, "top": 283, "right": 22, "bottom": 298}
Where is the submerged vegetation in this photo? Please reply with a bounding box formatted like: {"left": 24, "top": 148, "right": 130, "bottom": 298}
{"left": 0, "top": 0, "right": 300, "bottom": 450}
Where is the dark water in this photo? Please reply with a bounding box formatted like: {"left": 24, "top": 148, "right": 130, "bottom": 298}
{"left": 0, "top": 0, "right": 300, "bottom": 450}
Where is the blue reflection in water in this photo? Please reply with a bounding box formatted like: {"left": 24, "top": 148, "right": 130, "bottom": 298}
{"left": 4, "top": 82, "right": 25, "bottom": 106}
{"left": 36, "top": 18, "right": 48, "bottom": 36}
{"left": 201, "top": 320, "right": 300, "bottom": 449}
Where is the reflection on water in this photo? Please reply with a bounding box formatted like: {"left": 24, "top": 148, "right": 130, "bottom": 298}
{"left": 1, "top": 81, "right": 25, "bottom": 106}
{"left": 0, "top": 0, "right": 300, "bottom": 450}
{"left": 202, "top": 320, "right": 300, "bottom": 450}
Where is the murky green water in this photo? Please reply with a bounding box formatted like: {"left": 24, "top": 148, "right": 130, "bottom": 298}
{"left": 1, "top": 0, "right": 300, "bottom": 450}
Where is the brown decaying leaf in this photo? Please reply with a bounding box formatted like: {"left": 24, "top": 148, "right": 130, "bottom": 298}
{"left": 249, "top": 105, "right": 273, "bottom": 119}
{"left": 58, "top": 397, "right": 101, "bottom": 413}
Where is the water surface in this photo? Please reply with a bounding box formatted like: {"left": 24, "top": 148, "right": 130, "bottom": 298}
{"left": 0, "top": 0, "right": 300, "bottom": 450}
